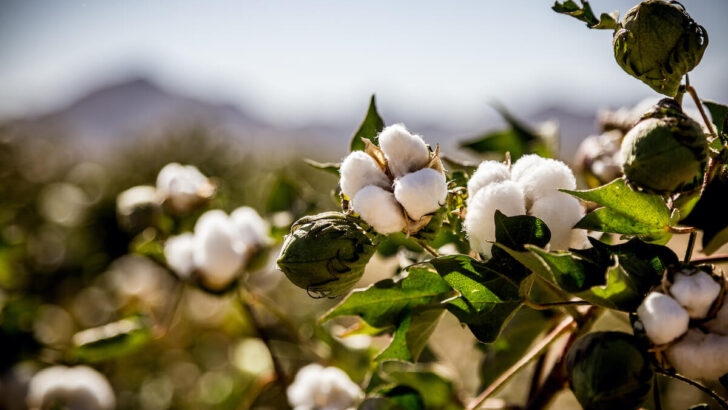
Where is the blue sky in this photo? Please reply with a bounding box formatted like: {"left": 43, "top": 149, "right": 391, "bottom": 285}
{"left": 1, "top": 0, "right": 727, "bottom": 127}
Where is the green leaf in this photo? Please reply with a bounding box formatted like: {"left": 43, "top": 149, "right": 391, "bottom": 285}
{"left": 430, "top": 255, "right": 522, "bottom": 343}
{"left": 376, "top": 308, "right": 445, "bottom": 363}
{"left": 320, "top": 267, "right": 453, "bottom": 328}
{"left": 360, "top": 386, "right": 425, "bottom": 410}
{"left": 303, "top": 158, "right": 340, "bottom": 176}
{"left": 682, "top": 172, "right": 728, "bottom": 255}
{"left": 377, "top": 361, "right": 462, "bottom": 410}
{"left": 72, "top": 316, "right": 151, "bottom": 362}
{"left": 350, "top": 95, "right": 386, "bottom": 152}
{"left": 266, "top": 176, "right": 300, "bottom": 213}
{"left": 563, "top": 179, "right": 672, "bottom": 235}
{"left": 553, "top": 0, "right": 618, "bottom": 30}
{"left": 703, "top": 100, "right": 728, "bottom": 137}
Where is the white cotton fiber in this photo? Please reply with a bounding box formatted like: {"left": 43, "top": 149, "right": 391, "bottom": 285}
{"left": 394, "top": 168, "right": 448, "bottom": 220}
{"left": 231, "top": 206, "right": 271, "bottom": 247}
{"left": 378, "top": 124, "right": 430, "bottom": 178}
{"left": 27, "top": 365, "right": 116, "bottom": 410}
{"left": 670, "top": 270, "right": 721, "bottom": 319}
{"left": 352, "top": 185, "right": 406, "bottom": 234}
{"left": 193, "top": 210, "right": 245, "bottom": 290}
{"left": 666, "top": 329, "right": 728, "bottom": 380}
{"left": 287, "top": 364, "right": 363, "bottom": 410}
{"left": 511, "top": 154, "right": 576, "bottom": 206}
{"left": 467, "top": 161, "right": 511, "bottom": 206}
{"left": 339, "top": 151, "right": 391, "bottom": 199}
{"left": 464, "top": 180, "right": 526, "bottom": 258}
{"left": 164, "top": 233, "right": 196, "bottom": 279}
{"left": 637, "top": 292, "right": 690, "bottom": 345}
{"left": 528, "top": 191, "right": 584, "bottom": 251}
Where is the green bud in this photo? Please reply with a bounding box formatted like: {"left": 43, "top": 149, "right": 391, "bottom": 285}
{"left": 621, "top": 98, "right": 707, "bottom": 193}
{"left": 277, "top": 212, "right": 377, "bottom": 298}
{"left": 567, "top": 331, "right": 653, "bottom": 410}
{"left": 613, "top": 0, "right": 708, "bottom": 96}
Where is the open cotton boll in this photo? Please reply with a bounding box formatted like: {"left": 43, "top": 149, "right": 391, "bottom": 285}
{"left": 637, "top": 292, "right": 690, "bottom": 345}
{"left": 164, "top": 233, "right": 196, "bottom": 279}
{"left": 287, "top": 364, "right": 363, "bottom": 410}
{"left": 231, "top": 206, "right": 270, "bottom": 247}
{"left": 464, "top": 180, "right": 526, "bottom": 258}
{"left": 193, "top": 210, "right": 246, "bottom": 290}
{"left": 352, "top": 185, "right": 406, "bottom": 234}
{"left": 528, "top": 191, "right": 584, "bottom": 251}
{"left": 511, "top": 154, "right": 576, "bottom": 206}
{"left": 666, "top": 329, "right": 728, "bottom": 380}
{"left": 569, "top": 228, "right": 591, "bottom": 250}
{"left": 393, "top": 168, "right": 447, "bottom": 220}
{"left": 467, "top": 161, "right": 511, "bottom": 206}
{"left": 669, "top": 270, "right": 721, "bottom": 319}
{"left": 378, "top": 124, "right": 430, "bottom": 178}
{"left": 27, "top": 365, "right": 115, "bottom": 410}
{"left": 339, "top": 151, "right": 391, "bottom": 199}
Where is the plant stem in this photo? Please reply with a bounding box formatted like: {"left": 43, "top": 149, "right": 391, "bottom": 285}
{"left": 685, "top": 83, "right": 720, "bottom": 197}
{"left": 236, "top": 289, "right": 289, "bottom": 388}
{"left": 653, "top": 373, "right": 663, "bottom": 410}
{"left": 466, "top": 315, "right": 577, "bottom": 410}
{"left": 532, "top": 275, "right": 583, "bottom": 322}
{"left": 669, "top": 226, "right": 696, "bottom": 234}
{"left": 414, "top": 238, "right": 441, "bottom": 257}
{"left": 155, "top": 281, "right": 185, "bottom": 338}
{"left": 690, "top": 254, "right": 728, "bottom": 265}
{"left": 654, "top": 367, "right": 728, "bottom": 409}
{"left": 685, "top": 231, "right": 697, "bottom": 263}
{"left": 524, "top": 299, "right": 592, "bottom": 310}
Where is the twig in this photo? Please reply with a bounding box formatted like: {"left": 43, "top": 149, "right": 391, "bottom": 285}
{"left": 236, "top": 289, "right": 289, "bottom": 388}
{"left": 653, "top": 373, "right": 663, "bottom": 410}
{"left": 414, "top": 238, "right": 441, "bottom": 257}
{"left": 654, "top": 367, "right": 728, "bottom": 409}
{"left": 523, "top": 299, "right": 592, "bottom": 310}
{"left": 685, "top": 83, "right": 720, "bottom": 197}
{"left": 466, "top": 315, "right": 577, "bottom": 410}
{"left": 685, "top": 231, "right": 697, "bottom": 263}
{"left": 532, "top": 275, "right": 583, "bottom": 322}
{"left": 155, "top": 281, "right": 185, "bottom": 338}
{"left": 690, "top": 254, "right": 728, "bottom": 265}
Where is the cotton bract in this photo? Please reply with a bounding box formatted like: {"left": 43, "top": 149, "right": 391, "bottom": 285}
{"left": 156, "top": 163, "right": 214, "bottom": 213}
{"left": 669, "top": 270, "right": 721, "bottom": 319}
{"left": 26, "top": 365, "right": 115, "bottom": 410}
{"left": 286, "top": 364, "right": 363, "bottom": 410}
{"left": 637, "top": 292, "right": 689, "bottom": 345}
{"left": 338, "top": 124, "right": 446, "bottom": 235}
{"left": 464, "top": 155, "right": 585, "bottom": 257}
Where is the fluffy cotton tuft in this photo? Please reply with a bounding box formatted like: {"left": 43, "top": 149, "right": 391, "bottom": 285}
{"left": 666, "top": 329, "right": 728, "bottom": 380}
{"left": 164, "top": 233, "right": 196, "bottom": 279}
{"left": 467, "top": 161, "right": 511, "bottom": 206}
{"left": 529, "top": 191, "right": 585, "bottom": 251}
{"left": 511, "top": 154, "right": 576, "bottom": 206}
{"left": 27, "top": 365, "right": 115, "bottom": 410}
{"left": 393, "top": 168, "right": 448, "bottom": 220}
{"left": 156, "top": 163, "right": 212, "bottom": 211}
{"left": 339, "top": 151, "right": 390, "bottom": 199}
{"left": 287, "top": 364, "right": 363, "bottom": 410}
{"left": 637, "top": 292, "right": 690, "bottom": 345}
{"left": 231, "top": 206, "right": 271, "bottom": 247}
{"left": 670, "top": 270, "right": 721, "bottom": 319}
{"left": 352, "top": 186, "right": 406, "bottom": 234}
{"left": 378, "top": 124, "right": 430, "bottom": 178}
{"left": 464, "top": 181, "right": 526, "bottom": 258}
{"left": 116, "top": 185, "right": 159, "bottom": 215}
{"left": 193, "top": 210, "right": 246, "bottom": 290}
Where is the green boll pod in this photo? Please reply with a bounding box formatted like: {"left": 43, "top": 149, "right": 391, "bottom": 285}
{"left": 620, "top": 98, "right": 707, "bottom": 193}
{"left": 277, "top": 212, "right": 377, "bottom": 298}
{"left": 613, "top": 0, "right": 708, "bottom": 97}
{"left": 567, "top": 331, "right": 653, "bottom": 410}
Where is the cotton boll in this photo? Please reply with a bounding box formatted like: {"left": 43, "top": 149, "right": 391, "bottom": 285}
{"left": 666, "top": 329, "right": 728, "bottom": 380}
{"left": 464, "top": 181, "right": 527, "bottom": 258}
{"left": 637, "top": 292, "right": 690, "bottom": 345}
{"left": 528, "top": 191, "right": 584, "bottom": 251}
{"left": 27, "top": 365, "right": 115, "bottom": 410}
{"left": 467, "top": 161, "right": 511, "bottom": 205}
{"left": 287, "top": 364, "right": 363, "bottom": 410}
{"left": 669, "top": 270, "right": 721, "bottom": 319}
{"left": 706, "top": 303, "right": 728, "bottom": 335}
{"left": 156, "top": 163, "right": 212, "bottom": 212}
{"left": 378, "top": 124, "right": 430, "bottom": 177}
{"left": 511, "top": 154, "right": 576, "bottom": 206}
{"left": 164, "top": 233, "right": 196, "bottom": 279}
{"left": 339, "top": 151, "right": 390, "bottom": 199}
{"left": 193, "top": 210, "right": 245, "bottom": 290}
{"left": 393, "top": 168, "right": 447, "bottom": 220}
{"left": 231, "top": 206, "right": 270, "bottom": 247}
{"left": 352, "top": 185, "right": 406, "bottom": 234}
{"left": 569, "top": 228, "right": 591, "bottom": 250}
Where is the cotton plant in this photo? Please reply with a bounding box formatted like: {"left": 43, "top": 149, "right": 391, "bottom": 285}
{"left": 26, "top": 365, "right": 116, "bottom": 410}
{"left": 156, "top": 162, "right": 215, "bottom": 214}
{"left": 286, "top": 364, "right": 364, "bottom": 410}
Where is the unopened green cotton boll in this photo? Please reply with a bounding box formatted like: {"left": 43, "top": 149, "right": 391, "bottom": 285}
{"left": 620, "top": 99, "right": 707, "bottom": 193}
{"left": 567, "top": 332, "right": 653, "bottom": 410}
{"left": 613, "top": 0, "right": 708, "bottom": 96}
{"left": 277, "top": 212, "right": 377, "bottom": 298}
